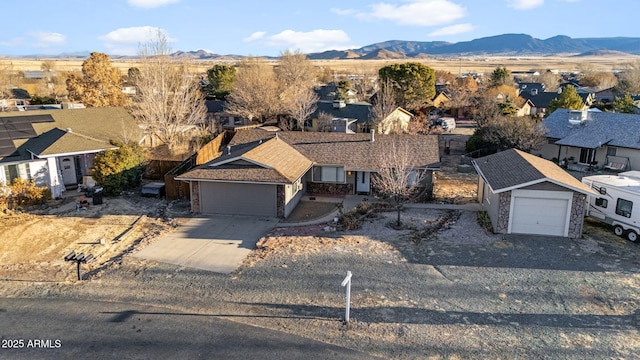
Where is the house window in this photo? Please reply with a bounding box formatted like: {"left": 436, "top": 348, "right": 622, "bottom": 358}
{"left": 579, "top": 148, "right": 595, "bottom": 164}
{"left": 616, "top": 198, "right": 633, "bottom": 218}
{"left": 312, "top": 166, "right": 345, "bottom": 183}
{"left": 595, "top": 198, "right": 608, "bottom": 208}
{"left": 607, "top": 147, "right": 617, "bottom": 157}
{"left": 3, "top": 163, "right": 31, "bottom": 184}
{"left": 290, "top": 178, "right": 301, "bottom": 197}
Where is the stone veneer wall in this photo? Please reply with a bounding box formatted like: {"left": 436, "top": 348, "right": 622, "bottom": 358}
{"left": 568, "top": 193, "right": 586, "bottom": 239}
{"left": 276, "top": 185, "right": 285, "bottom": 218}
{"left": 306, "top": 182, "right": 353, "bottom": 195}
{"left": 495, "top": 191, "right": 512, "bottom": 233}
{"left": 191, "top": 181, "right": 200, "bottom": 214}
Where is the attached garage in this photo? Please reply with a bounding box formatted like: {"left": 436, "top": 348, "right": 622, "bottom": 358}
{"left": 199, "top": 182, "right": 277, "bottom": 217}
{"left": 509, "top": 190, "right": 572, "bottom": 237}
{"left": 473, "top": 149, "right": 597, "bottom": 239}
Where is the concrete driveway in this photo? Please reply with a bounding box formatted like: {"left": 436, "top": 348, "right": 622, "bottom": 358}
{"left": 135, "top": 216, "right": 278, "bottom": 274}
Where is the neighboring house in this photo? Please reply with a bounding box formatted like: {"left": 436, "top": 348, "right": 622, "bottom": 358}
{"left": 512, "top": 70, "right": 540, "bottom": 78}
{"left": 517, "top": 82, "right": 545, "bottom": 97}
{"left": 205, "top": 99, "right": 254, "bottom": 132}
{"left": 376, "top": 107, "right": 414, "bottom": 134}
{"left": 514, "top": 98, "right": 535, "bottom": 117}
{"left": 473, "top": 148, "right": 596, "bottom": 238}
{"left": 1, "top": 88, "right": 31, "bottom": 111}
{"left": 432, "top": 85, "right": 451, "bottom": 109}
{"left": 0, "top": 107, "right": 144, "bottom": 198}
{"left": 520, "top": 88, "right": 593, "bottom": 117}
{"left": 535, "top": 109, "right": 640, "bottom": 172}
{"left": 177, "top": 129, "right": 440, "bottom": 218}
{"left": 594, "top": 87, "right": 616, "bottom": 103}
{"left": 309, "top": 100, "right": 373, "bottom": 132}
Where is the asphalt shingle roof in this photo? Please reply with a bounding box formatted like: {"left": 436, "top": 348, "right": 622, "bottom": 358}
{"left": 0, "top": 107, "right": 143, "bottom": 163}
{"left": 544, "top": 108, "right": 640, "bottom": 150}
{"left": 473, "top": 148, "right": 594, "bottom": 194}
{"left": 183, "top": 129, "right": 441, "bottom": 184}
{"left": 311, "top": 101, "right": 373, "bottom": 123}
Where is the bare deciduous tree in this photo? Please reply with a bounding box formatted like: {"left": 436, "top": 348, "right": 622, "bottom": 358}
{"left": 276, "top": 50, "right": 318, "bottom": 131}
{"left": 616, "top": 60, "right": 640, "bottom": 95}
{"left": 316, "top": 111, "right": 333, "bottom": 132}
{"left": 282, "top": 86, "right": 318, "bottom": 131}
{"left": 370, "top": 77, "right": 397, "bottom": 133}
{"left": 373, "top": 137, "right": 426, "bottom": 227}
{"left": 482, "top": 116, "right": 546, "bottom": 152}
{"left": 130, "top": 31, "right": 207, "bottom": 153}
{"left": 226, "top": 57, "right": 281, "bottom": 123}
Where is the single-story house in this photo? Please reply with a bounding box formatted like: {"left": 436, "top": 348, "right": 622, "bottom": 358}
{"left": 308, "top": 100, "right": 373, "bottom": 132}
{"left": 473, "top": 149, "right": 596, "bottom": 238}
{"left": 177, "top": 129, "right": 440, "bottom": 218}
{"left": 0, "top": 107, "right": 144, "bottom": 198}
{"left": 535, "top": 109, "right": 640, "bottom": 172}
{"left": 520, "top": 88, "right": 593, "bottom": 117}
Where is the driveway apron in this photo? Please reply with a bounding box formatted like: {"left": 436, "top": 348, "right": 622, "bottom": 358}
{"left": 135, "top": 216, "right": 278, "bottom": 274}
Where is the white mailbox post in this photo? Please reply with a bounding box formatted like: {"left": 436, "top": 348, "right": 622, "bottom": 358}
{"left": 341, "top": 271, "right": 352, "bottom": 322}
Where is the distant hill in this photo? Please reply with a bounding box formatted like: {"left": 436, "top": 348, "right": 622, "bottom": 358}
{"left": 307, "top": 34, "right": 640, "bottom": 60}
{"left": 9, "top": 33, "right": 640, "bottom": 61}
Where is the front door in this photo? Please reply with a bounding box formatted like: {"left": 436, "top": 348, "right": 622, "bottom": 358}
{"left": 60, "top": 156, "right": 77, "bottom": 185}
{"left": 356, "top": 171, "right": 370, "bottom": 194}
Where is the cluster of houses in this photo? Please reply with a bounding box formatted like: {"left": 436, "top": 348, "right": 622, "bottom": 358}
{"left": 2, "top": 70, "right": 640, "bottom": 241}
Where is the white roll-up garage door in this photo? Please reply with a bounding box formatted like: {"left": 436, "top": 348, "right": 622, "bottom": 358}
{"left": 509, "top": 189, "right": 572, "bottom": 237}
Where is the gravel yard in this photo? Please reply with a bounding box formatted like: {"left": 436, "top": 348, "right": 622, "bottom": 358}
{"left": 2, "top": 204, "right": 639, "bottom": 359}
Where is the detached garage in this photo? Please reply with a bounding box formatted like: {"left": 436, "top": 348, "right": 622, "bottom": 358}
{"left": 473, "top": 149, "right": 597, "bottom": 238}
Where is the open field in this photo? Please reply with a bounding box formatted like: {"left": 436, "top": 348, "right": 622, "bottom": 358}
{"left": 2, "top": 54, "right": 639, "bottom": 76}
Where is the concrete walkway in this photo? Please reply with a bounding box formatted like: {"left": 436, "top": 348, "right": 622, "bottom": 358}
{"left": 135, "top": 216, "right": 278, "bottom": 273}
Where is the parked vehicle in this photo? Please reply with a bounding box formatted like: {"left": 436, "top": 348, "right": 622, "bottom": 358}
{"left": 582, "top": 174, "right": 640, "bottom": 242}
{"left": 440, "top": 117, "right": 456, "bottom": 132}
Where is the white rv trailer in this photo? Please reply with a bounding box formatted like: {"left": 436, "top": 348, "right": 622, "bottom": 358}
{"left": 582, "top": 174, "right": 640, "bottom": 242}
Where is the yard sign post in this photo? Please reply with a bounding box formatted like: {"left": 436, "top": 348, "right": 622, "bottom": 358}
{"left": 341, "top": 271, "right": 352, "bottom": 323}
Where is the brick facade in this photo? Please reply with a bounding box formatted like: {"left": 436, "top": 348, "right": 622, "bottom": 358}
{"left": 191, "top": 181, "right": 200, "bottom": 214}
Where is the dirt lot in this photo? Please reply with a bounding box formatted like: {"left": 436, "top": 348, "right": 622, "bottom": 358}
{"left": 1, "top": 134, "right": 639, "bottom": 358}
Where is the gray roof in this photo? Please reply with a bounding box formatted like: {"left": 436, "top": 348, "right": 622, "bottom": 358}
{"left": 0, "top": 107, "right": 143, "bottom": 163}
{"left": 311, "top": 101, "right": 372, "bottom": 123}
{"left": 229, "top": 129, "right": 440, "bottom": 171}
{"left": 472, "top": 148, "right": 594, "bottom": 194}
{"left": 543, "top": 108, "right": 640, "bottom": 150}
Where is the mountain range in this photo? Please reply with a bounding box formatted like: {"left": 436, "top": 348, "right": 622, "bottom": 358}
{"left": 14, "top": 34, "right": 640, "bottom": 60}
{"left": 307, "top": 34, "right": 640, "bottom": 59}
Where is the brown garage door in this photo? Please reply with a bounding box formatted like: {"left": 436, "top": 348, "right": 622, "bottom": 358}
{"left": 199, "top": 182, "right": 277, "bottom": 217}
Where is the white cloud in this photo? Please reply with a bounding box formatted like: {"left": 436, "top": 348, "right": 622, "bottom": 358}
{"left": 263, "top": 29, "right": 355, "bottom": 53}
{"left": 331, "top": 8, "right": 357, "bottom": 15}
{"left": 428, "top": 23, "right": 474, "bottom": 37}
{"left": 508, "top": 0, "right": 544, "bottom": 10}
{"left": 127, "top": 0, "right": 180, "bottom": 8}
{"left": 243, "top": 31, "right": 266, "bottom": 42}
{"left": 361, "top": 0, "right": 466, "bottom": 26}
{"left": 100, "top": 26, "right": 172, "bottom": 55}
{"left": 30, "top": 32, "right": 65, "bottom": 46}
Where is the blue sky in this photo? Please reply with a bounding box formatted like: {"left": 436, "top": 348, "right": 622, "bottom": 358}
{"left": 2, "top": 0, "right": 639, "bottom": 57}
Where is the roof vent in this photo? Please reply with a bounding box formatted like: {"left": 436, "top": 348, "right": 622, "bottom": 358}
{"left": 333, "top": 100, "right": 346, "bottom": 109}
{"left": 227, "top": 145, "right": 231, "bottom": 155}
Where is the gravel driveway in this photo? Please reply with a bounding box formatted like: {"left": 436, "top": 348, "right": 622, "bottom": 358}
{"left": 2, "top": 208, "right": 639, "bottom": 359}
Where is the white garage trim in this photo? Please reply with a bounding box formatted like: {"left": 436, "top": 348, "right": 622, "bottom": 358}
{"left": 508, "top": 189, "right": 573, "bottom": 237}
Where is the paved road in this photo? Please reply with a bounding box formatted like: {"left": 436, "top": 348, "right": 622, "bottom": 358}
{"left": 135, "top": 216, "right": 278, "bottom": 273}
{"left": 0, "top": 298, "right": 374, "bottom": 360}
